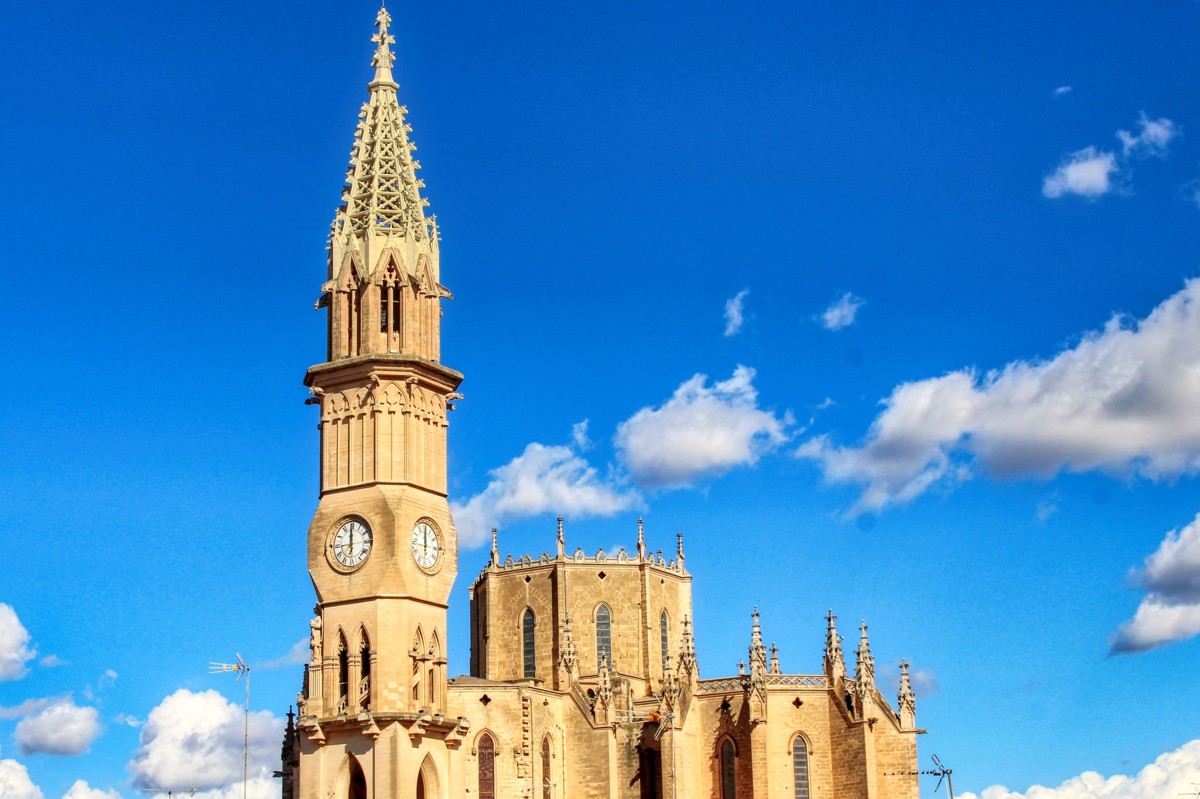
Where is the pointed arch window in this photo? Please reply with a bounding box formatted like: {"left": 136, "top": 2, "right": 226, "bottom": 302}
{"left": 596, "top": 604, "right": 612, "bottom": 668}
{"left": 541, "top": 735, "right": 552, "bottom": 799}
{"left": 336, "top": 632, "right": 349, "bottom": 715}
{"left": 477, "top": 734, "right": 496, "bottom": 799}
{"left": 660, "top": 611, "right": 670, "bottom": 669}
{"left": 522, "top": 609, "right": 536, "bottom": 678}
{"left": 359, "top": 629, "right": 371, "bottom": 710}
{"left": 792, "top": 735, "right": 811, "bottom": 799}
{"left": 719, "top": 739, "right": 737, "bottom": 799}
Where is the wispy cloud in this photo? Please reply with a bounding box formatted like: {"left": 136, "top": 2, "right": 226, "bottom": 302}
{"left": 799, "top": 279, "right": 1200, "bottom": 514}
{"left": 0, "top": 604, "right": 36, "bottom": 682}
{"left": 1043, "top": 112, "right": 1178, "bottom": 199}
{"left": 260, "top": 639, "right": 308, "bottom": 670}
{"left": 1117, "top": 112, "right": 1179, "bottom": 158}
{"left": 451, "top": 434, "right": 639, "bottom": 547}
{"left": 616, "top": 366, "right": 791, "bottom": 490}
{"left": 1042, "top": 146, "right": 1118, "bottom": 198}
{"left": 1053, "top": 85, "right": 1072, "bottom": 97}
{"left": 821, "top": 293, "right": 865, "bottom": 331}
{"left": 958, "top": 738, "right": 1200, "bottom": 799}
{"left": 723, "top": 289, "right": 750, "bottom": 337}
{"left": 1111, "top": 513, "right": 1200, "bottom": 653}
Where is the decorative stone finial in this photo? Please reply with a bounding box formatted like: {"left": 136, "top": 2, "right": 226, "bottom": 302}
{"left": 490, "top": 528, "right": 499, "bottom": 566}
{"left": 556, "top": 516, "right": 565, "bottom": 557}
{"left": 636, "top": 518, "right": 646, "bottom": 559}
{"left": 769, "top": 643, "right": 781, "bottom": 675}
{"left": 676, "top": 532, "right": 685, "bottom": 563}
{"left": 370, "top": 5, "right": 397, "bottom": 85}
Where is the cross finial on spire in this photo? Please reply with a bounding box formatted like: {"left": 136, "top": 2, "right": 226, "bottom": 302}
{"left": 370, "top": 5, "right": 397, "bottom": 85}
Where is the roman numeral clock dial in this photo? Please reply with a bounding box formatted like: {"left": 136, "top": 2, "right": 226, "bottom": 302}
{"left": 410, "top": 520, "right": 442, "bottom": 572}
{"left": 329, "top": 518, "right": 372, "bottom": 570}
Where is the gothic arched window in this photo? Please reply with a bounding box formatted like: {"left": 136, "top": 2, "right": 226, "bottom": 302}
{"left": 336, "top": 632, "right": 349, "bottom": 714}
{"left": 596, "top": 604, "right": 612, "bottom": 668}
{"left": 660, "top": 611, "right": 670, "bottom": 669}
{"left": 719, "top": 739, "right": 737, "bottom": 799}
{"left": 477, "top": 734, "right": 496, "bottom": 799}
{"left": 522, "top": 609, "right": 536, "bottom": 678}
{"left": 358, "top": 628, "right": 371, "bottom": 710}
{"left": 792, "top": 735, "right": 811, "bottom": 799}
{"left": 541, "top": 735, "right": 552, "bottom": 799}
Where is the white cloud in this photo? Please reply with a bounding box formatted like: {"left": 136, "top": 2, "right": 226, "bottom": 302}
{"left": 1111, "top": 513, "right": 1200, "bottom": 653}
{"left": 0, "top": 604, "right": 36, "bottom": 681}
{"left": 39, "top": 655, "right": 67, "bottom": 669}
{"left": 61, "top": 781, "right": 123, "bottom": 799}
{"left": 615, "top": 366, "right": 791, "bottom": 489}
{"left": 1053, "top": 85, "right": 1072, "bottom": 97}
{"left": 15, "top": 700, "right": 102, "bottom": 756}
{"left": 1117, "top": 113, "right": 1179, "bottom": 159}
{"left": 0, "top": 757, "right": 43, "bottom": 799}
{"left": 1043, "top": 146, "right": 1118, "bottom": 198}
{"left": 959, "top": 738, "right": 1200, "bottom": 799}
{"left": 571, "top": 420, "right": 592, "bottom": 450}
{"left": 723, "top": 289, "right": 750, "bottom": 336}
{"left": 799, "top": 279, "right": 1200, "bottom": 514}
{"left": 821, "top": 292, "right": 865, "bottom": 331}
{"left": 128, "top": 689, "right": 283, "bottom": 793}
{"left": 451, "top": 439, "right": 639, "bottom": 547}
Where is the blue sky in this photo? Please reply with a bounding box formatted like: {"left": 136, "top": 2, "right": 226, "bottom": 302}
{"left": 2, "top": 2, "right": 1200, "bottom": 798}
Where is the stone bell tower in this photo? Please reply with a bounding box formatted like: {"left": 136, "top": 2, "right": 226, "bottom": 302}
{"left": 290, "top": 7, "right": 466, "bottom": 798}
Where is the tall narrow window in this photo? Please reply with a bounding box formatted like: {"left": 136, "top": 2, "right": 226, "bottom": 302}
{"left": 337, "top": 634, "right": 349, "bottom": 714}
{"left": 541, "top": 736, "right": 552, "bottom": 799}
{"left": 793, "top": 736, "right": 810, "bottom": 799}
{"left": 359, "top": 633, "right": 371, "bottom": 710}
{"left": 660, "top": 611, "right": 670, "bottom": 669}
{"left": 720, "top": 739, "right": 737, "bottom": 799}
{"left": 596, "top": 604, "right": 612, "bottom": 668}
{"left": 522, "top": 609, "right": 536, "bottom": 678}
{"left": 477, "top": 734, "right": 496, "bottom": 799}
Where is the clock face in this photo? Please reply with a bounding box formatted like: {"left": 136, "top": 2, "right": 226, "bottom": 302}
{"left": 331, "top": 519, "right": 372, "bottom": 569}
{"left": 410, "top": 521, "right": 441, "bottom": 571}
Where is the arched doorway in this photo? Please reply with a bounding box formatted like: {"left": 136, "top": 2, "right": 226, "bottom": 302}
{"left": 348, "top": 757, "right": 366, "bottom": 799}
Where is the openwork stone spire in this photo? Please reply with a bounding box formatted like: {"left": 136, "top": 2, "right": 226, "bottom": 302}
{"left": 331, "top": 4, "right": 439, "bottom": 290}
{"left": 558, "top": 613, "right": 579, "bottom": 680}
{"left": 769, "top": 643, "right": 781, "bottom": 675}
{"left": 747, "top": 608, "right": 768, "bottom": 716}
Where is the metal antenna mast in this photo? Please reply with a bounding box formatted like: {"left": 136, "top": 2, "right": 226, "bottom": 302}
{"left": 140, "top": 789, "right": 196, "bottom": 799}
{"left": 884, "top": 753, "right": 955, "bottom": 799}
{"left": 210, "top": 654, "right": 250, "bottom": 799}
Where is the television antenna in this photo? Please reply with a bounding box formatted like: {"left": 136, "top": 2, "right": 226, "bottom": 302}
{"left": 883, "top": 753, "right": 955, "bottom": 799}
{"left": 140, "top": 790, "right": 195, "bottom": 799}
{"left": 1179, "top": 784, "right": 1200, "bottom": 798}
{"left": 210, "top": 653, "right": 251, "bottom": 799}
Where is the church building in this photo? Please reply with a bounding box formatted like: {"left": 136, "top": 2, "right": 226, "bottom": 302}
{"left": 279, "top": 8, "right": 923, "bottom": 799}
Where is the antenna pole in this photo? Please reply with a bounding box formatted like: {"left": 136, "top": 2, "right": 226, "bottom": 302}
{"left": 210, "top": 654, "right": 251, "bottom": 799}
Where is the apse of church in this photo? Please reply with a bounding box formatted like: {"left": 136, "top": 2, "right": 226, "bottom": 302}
{"left": 280, "top": 8, "right": 923, "bottom": 799}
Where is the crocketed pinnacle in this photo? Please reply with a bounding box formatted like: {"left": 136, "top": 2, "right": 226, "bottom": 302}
{"left": 823, "top": 609, "right": 845, "bottom": 679}
{"left": 898, "top": 658, "right": 916, "bottom": 712}
{"left": 854, "top": 621, "right": 875, "bottom": 691}
{"left": 335, "top": 4, "right": 433, "bottom": 255}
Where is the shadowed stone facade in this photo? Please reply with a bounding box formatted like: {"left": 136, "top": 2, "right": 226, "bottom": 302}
{"left": 279, "top": 8, "right": 924, "bottom": 799}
